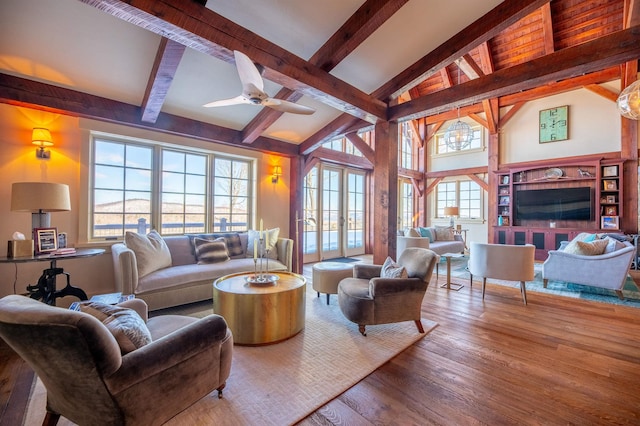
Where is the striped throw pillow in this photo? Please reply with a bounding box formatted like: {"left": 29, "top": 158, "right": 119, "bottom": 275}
{"left": 194, "top": 237, "right": 230, "bottom": 264}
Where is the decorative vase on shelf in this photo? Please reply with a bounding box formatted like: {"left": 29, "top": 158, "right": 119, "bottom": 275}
{"left": 498, "top": 215, "right": 504, "bottom": 226}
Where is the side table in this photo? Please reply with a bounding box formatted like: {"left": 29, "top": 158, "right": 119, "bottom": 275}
{"left": 0, "top": 248, "right": 105, "bottom": 305}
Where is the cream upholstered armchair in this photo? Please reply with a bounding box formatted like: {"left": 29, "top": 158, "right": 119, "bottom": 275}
{"left": 468, "top": 242, "right": 535, "bottom": 304}
{"left": 337, "top": 247, "right": 438, "bottom": 336}
{"left": 0, "top": 295, "right": 233, "bottom": 426}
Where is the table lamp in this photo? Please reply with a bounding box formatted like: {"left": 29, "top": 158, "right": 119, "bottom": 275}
{"left": 11, "top": 182, "right": 71, "bottom": 230}
{"left": 443, "top": 206, "right": 459, "bottom": 228}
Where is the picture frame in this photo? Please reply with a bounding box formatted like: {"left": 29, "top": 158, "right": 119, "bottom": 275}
{"left": 499, "top": 196, "right": 510, "bottom": 205}
{"left": 601, "top": 216, "right": 619, "bottom": 230}
{"left": 606, "top": 195, "right": 616, "bottom": 203}
{"left": 602, "top": 165, "right": 618, "bottom": 177}
{"left": 501, "top": 175, "right": 509, "bottom": 185}
{"left": 34, "top": 227, "right": 58, "bottom": 254}
{"left": 603, "top": 180, "right": 617, "bottom": 190}
{"left": 604, "top": 206, "right": 617, "bottom": 216}
{"left": 57, "top": 232, "right": 67, "bottom": 249}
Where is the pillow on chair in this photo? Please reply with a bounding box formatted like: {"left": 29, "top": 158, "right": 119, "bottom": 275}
{"left": 381, "top": 256, "right": 408, "bottom": 278}
{"left": 79, "top": 302, "right": 152, "bottom": 354}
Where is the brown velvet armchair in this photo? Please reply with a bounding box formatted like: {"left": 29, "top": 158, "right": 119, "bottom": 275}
{"left": 0, "top": 295, "right": 233, "bottom": 426}
{"left": 337, "top": 247, "right": 438, "bottom": 336}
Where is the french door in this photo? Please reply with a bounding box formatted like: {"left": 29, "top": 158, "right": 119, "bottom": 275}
{"left": 303, "top": 164, "right": 366, "bottom": 262}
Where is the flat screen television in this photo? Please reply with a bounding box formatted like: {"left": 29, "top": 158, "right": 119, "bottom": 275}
{"left": 514, "top": 187, "right": 593, "bottom": 221}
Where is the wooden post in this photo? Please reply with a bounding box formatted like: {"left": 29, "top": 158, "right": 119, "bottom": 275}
{"left": 372, "top": 120, "right": 398, "bottom": 264}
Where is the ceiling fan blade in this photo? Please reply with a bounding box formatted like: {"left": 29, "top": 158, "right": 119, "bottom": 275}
{"left": 234, "top": 50, "right": 264, "bottom": 93}
{"left": 203, "top": 95, "right": 248, "bottom": 108}
{"left": 263, "top": 98, "right": 316, "bottom": 115}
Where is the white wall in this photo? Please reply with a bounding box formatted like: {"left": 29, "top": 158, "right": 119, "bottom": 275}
{"left": 426, "top": 85, "right": 625, "bottom": 245}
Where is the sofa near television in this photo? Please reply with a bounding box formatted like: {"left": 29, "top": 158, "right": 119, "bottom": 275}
{"left": 111, "top": 230, "right": 293, "bottom": 310}
{"left": 397, "top": 226, "right": 465, "bottom": 258}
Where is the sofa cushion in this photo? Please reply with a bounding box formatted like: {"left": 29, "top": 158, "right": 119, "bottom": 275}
{"left": 435, "top": 226, "right": 454, "bottom": 241}
{"left": 78, "top": 301, "right": 152, "bottom": 354}
{"left": 194, "top": 237, "right": 230, "bottom": 264}
{"left": 136, "top": 258, "right": 289, "bottom": 294}
{"left": 407, "top": 228, "right": 421, "bottom": 237}
{"left": 564, "top": 239, "right": 609, "bottom": 256}
{"left": 418, "top": 227, "right": 433, "bottom": 241}
{"left": 187, "top": 233, "right": 245, "bottom": 259}
{"left": 563, "top": 232, "right": 597, "bottom": 254}
{"left": 247, "top": 228, "right": 279, "bottom": 259}
{"left": 380, "top": 256, "right": 408, "bottom": 279}
{"left": 125, "top": 230, "right": 172, "bottom": 278}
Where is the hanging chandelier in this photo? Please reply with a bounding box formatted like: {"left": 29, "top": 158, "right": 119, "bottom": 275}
{"left": 617, "top": 80, "right": 640, "bottom": 120}
{"left": 444, "top": 62, "right": 473, "bottom": 150}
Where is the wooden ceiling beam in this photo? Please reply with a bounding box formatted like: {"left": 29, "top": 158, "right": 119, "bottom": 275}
{"left": 0, "top": 73, "right": 299, "bottom": 157}
{"left": 458, "top": 54, "right": 484, "bottom": 80}
{"left": 308, "top": 147, "right": 373, "bottom": 170}
{"left": 309, "top": 0, "right": 409, "bottom": 71}
{"left": 299, "top": 113, "right": 369, "bottom": 155}
{"left": 389, "top": 26, "right": 640, "bottom": 121}
{"left": 477, "top": 42, "right": 494, "bottom": 75}
{"left": 78, "top": 0, "right": 387, "bottom": 122}
{"left": 540, "top": 2, "right": 555, "bottom": 54}
{"left": 345, "top": 132, "right": 376, "bottom": 164}
{"left": 584, "top": 84, "right": 619, "bottom": 102}
{"left": 140, "top": 38, "right": 186, "bottom": 123}
{"left": 240, "top": 0, "right": 407, "bottom": 144}
{"left": 374, "top": 0, "right": 551, "bottom": 100}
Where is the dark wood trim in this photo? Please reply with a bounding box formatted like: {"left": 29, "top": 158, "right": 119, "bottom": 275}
{"left": 0, "top": 73, "right": 299, "bottom": 157}
{"left": 141, "top": 38, "right": 186, "bottom": 124}
{"left": 374, "top": 0, "right": 550, "bottom": 99}
{"left": 79, "top": 0, "right": 387, "bottom": 121}
{"left": 389, "top": 26, "right": 640, "bottom": 121}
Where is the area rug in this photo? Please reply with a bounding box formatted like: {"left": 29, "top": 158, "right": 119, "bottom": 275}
{"left": 24, "top": 285, "right": 437, "bottom": 426}
{"left": 446, "top": 257, "right": 640, "bottom": 307}
{"left": 322, "top": 257, "right": 360, "bottom": 263}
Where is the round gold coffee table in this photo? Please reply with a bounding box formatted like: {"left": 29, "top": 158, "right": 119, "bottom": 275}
{"left": 213, "top": 271, "right": 306, "bottom": 345}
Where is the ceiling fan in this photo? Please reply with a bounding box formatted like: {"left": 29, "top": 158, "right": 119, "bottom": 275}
{"left": 203, "top": 50, "right": 316, "bottom": 115}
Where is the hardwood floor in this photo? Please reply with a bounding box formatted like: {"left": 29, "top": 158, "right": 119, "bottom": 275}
{"left": 2, "top": 269, "right": 639, "bottom": 425}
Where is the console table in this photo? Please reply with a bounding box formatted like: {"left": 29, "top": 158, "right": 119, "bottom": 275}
{"left": 0, "top": 248, "right": 105, "bottom": 305}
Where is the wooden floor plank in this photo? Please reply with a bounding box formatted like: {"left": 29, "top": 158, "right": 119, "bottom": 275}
{"left": 2, "top": 265, "right": 640, "bottom": 425}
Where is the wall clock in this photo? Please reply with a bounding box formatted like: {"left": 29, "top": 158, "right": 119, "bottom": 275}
{"left": 539, "top": 105, "right": 568, "bottom": 143}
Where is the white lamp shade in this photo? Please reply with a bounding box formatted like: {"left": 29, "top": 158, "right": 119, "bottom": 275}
{"left": 11, "top": 182, "right": 71, "bottom": 212}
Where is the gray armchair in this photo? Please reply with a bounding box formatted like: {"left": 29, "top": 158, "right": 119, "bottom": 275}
{"left": 337, "top": 247, "right": 438, "bottom": 336}
{"left": 0, "top": 295, "right": 233, "bottom": 426}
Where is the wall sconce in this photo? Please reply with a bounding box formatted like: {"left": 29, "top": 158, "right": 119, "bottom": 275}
{"left": 272, "top": 166, "right": 282, "bottom": 183}
{"left": 32, "top": 128, "right": 54, "bottom": 159}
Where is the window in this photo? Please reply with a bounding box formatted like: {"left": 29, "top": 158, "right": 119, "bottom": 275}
{"left": 399, "top": 180, "right": 414, "bottom": 230}
{"left": 161, "top": 150, "right": 207, "bottom": 234}
{"left": 436, "top": 180, "right": 481, "bottom": 220}
{"left": 434, "top": 123, "right": 483, "bottom": 154}
{"left": 211, "top": 157, "right": 250, "bottom": 232}
{"left": 399, "top": 122, "right": 414, "bottom": 169}
{"left": 92, "top": 139, "right": 153, "bottom": 238}
{"left": 89, "top": 136, "right": 253, "bottom": 240}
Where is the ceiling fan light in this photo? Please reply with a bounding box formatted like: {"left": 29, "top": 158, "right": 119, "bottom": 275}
{"left": 617, "top": 80, "right": 640, "bottom": 120}
{"left": 444, "top": 120, "right": 472, "bottom": 151}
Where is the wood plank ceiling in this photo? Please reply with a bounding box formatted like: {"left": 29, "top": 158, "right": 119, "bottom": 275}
{"left": 0, "top": 0, "right": 638, "bottom": 158}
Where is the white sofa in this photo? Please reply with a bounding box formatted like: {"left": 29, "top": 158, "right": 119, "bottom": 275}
{"left": 112, "top": 233, "right": 293, "bottom": 310}
{"left": 397, "top": 227, "right": 465, "bottom": 259}
{"left": 542, "top": 234, "right": 636, "bottom": 298}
